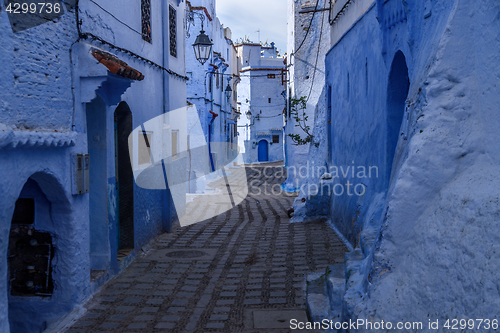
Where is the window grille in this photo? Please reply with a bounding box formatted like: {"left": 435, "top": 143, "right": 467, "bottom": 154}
{"left": 141, "top": 0, "right": 152, "bottom": 43}
{"left": 272, "top": 135, "right": 280, "bottom": 144}
{"left": 169, "top": 6, "right": 177, "bottom": 57}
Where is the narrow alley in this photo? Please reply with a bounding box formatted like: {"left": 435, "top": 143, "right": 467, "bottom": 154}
{"left": 66, "top": 164, "right": 347, "bottom": 333}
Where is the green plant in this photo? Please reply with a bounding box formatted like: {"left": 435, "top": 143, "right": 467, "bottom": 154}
{"left": 287, "top": 96, "right": 319, "bottom": 147}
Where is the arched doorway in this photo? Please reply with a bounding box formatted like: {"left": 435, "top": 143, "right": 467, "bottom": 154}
{"left": 8, "top": 179, "right": 55, "bottom": 332}
{"left": 386, "top": 51, "right": 409, "bottom": 184}
{"left": 258, "top": 140, "right": 268, "bottom": 162}
{"left": 114, "top": 102, "right": 134, "bottom": 256}
{"left": 6, "top": 172, "right": 74, "bottom": 333}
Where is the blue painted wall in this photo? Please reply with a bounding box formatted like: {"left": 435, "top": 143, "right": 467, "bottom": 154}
{"left": 322, "top": 0, "right": 500, "bottom": 325}
{"left": 0, "top": 0, "right": 188, "bottom": 331}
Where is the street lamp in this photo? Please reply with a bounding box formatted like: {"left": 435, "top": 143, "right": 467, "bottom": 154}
{"left": 188, "top": 11, "right": 213, "bottom": 65}
{"left": 225, "top": 83, "right": 232, "bottom": 101}
{"left": 193, "top": 28, "right": 212, "bottom": 65}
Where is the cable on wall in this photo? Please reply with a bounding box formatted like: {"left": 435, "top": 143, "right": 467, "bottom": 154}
{"left": 306, "top": 0, "right": 326, "bottom": 102}
{"left": 291, "top": 0, "right": 320, "bottom": 57}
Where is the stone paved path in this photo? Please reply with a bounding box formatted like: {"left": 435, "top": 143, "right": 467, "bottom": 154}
{"left": 66, "top": 164, "right": 347, "bottom": 333}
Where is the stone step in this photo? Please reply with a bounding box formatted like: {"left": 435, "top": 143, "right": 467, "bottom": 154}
{"left": 325, "top": 264, "right": 345, "bottom": 323}
{"left": 306, "top": 265, "right": 346, "bottom": 333}
{"left": 306, "top": 272, "right": 330, "bottom": 324}
{"left": 343, "top": 248, "right": 368, "bottom": 322}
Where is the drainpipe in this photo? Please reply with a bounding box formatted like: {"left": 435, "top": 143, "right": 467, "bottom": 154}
{"left": 161, "top": 0, "right": 171, "bottom": 232}
{"left": 208, "top": 111, "right": 218, "bottom": 171}
{"left": 208, "top": 49, "right": 215, "bottom": 171}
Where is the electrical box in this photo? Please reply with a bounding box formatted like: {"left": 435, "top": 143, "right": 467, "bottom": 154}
{"left": 72, "top": 154, "right": 90, "bottom": 195}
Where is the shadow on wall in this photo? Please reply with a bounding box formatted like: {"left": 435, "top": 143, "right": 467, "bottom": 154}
{"left": 386, "top": 50, "right": 409, "bottom": 186}
{"left": 114, "top": 102, "right": 134, "bottom": 252}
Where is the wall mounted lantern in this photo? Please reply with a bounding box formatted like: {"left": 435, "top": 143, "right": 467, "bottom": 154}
{"left": 246, "top": 110, "right": 252, "bottom": 119}
{"left": 191, "top": 14, "right": 213, "bottom": 65}
{"left": 225, "top": 83, "right": 232, "bottom": 101}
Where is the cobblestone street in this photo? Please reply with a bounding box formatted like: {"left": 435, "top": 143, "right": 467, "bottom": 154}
{"left": 66, "top": 164, "right": 347, "bottom": 333}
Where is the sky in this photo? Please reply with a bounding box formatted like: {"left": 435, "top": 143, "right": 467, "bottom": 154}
{"left": 216, "top": 0, "right": 288, "bottom": 55}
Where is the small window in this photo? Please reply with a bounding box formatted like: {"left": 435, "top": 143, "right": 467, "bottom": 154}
{"left": 272, "top": 135, "right": 280, "bottom": 143}
{"left": 138, "top": 131, "right": 152, "bottom": 165}
{"left": 268, "top": 98, "right": 271, "bottom": 103}
{"left": 267, "top": 74, "right": 276, "bottom": 79}
{"left": 216, "top": 70, "right": 220, "bottom": 88}
{"left": 141, "top": 0, "right": 152, "bottom": 43}
{"left": 169, "top": 6, "right": 177, "bottom": 57}
{"left": 172, "top": 131, "right": 179, "bottom": 157}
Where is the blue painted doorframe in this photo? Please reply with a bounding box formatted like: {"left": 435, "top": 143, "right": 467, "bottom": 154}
{"left": 258, "top": 140, "right": 268, "bottom": 162}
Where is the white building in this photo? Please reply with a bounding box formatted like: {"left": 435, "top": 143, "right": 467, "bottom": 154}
{"left": 236, "top": 42, "right": 286, "bottom": 164}
{"left": 283, "top": 0, "right": 331, "bottom": 191}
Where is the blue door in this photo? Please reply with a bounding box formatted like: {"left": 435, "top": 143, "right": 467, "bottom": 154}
{"left": 258, "top": 140, "right": 268, "bottom": 162}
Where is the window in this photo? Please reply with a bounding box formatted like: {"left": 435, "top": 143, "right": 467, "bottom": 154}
{"left": 267, "top": 74, "right": 276, "bottom": 79}
{"left": 209, "top": 75, "right": 212, "bottom": 93}
{"left": 172, "top": 131, "right": 179, "bottom": 157}
{"left": 216, "top": 70, "right": 220, "bottom": 88}
{"left": 268, "top": 98, "right": 271, "bottom": 103}
{"left": 138, "top": 131, "right": 152, "bottom": 165}
{"left": 169, "top": 6, "right": 177, "bottom": 57}
{"left": 272, "top": 135, "right": 280, "bottom": 143}
{"left": 141, "top": 0, "right": 151, "bottom": 43}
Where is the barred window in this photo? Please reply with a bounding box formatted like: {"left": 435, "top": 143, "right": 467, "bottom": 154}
{"left": 169, "top": 6, "right": 177, "bottom": 57}
{"left": 141, "top": 0, "right": 151, "bottom": 43}
{"left": 272, "top": 135, "right": 280, "bottom": 144}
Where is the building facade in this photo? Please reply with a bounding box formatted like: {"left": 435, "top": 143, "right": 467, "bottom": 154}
{"left": 0, "top": 0, "right": 187, "bottom": 331}
{"left": 185, "top": 0, "right": 240, "bottom": 194}
{"left": 300, "top": 0, "right": 500, "bottom": 327}
{"left": 236, "top": 42, "right": 286, "bottom": 164}
{"left": 283, "top": 0, "right": 331, "bottom": 192}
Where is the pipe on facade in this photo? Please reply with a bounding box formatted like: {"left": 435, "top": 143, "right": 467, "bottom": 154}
{"left": 161, "top": 0, "right": 171, "bottom": 232}
{"left": 208, "top": 111, "right": 218, "bottom": 172}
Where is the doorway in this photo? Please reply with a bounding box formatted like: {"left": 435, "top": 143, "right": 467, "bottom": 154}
{"left": 114, "top": 102, "right": 134, "bottom": 258}
{"left": 258, "top": 140, "right": 269, "bottom": 162}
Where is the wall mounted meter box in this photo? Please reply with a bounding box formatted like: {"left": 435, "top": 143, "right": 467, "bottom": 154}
{"left": 71, "top": 154, "right": 90, "bottom": 195}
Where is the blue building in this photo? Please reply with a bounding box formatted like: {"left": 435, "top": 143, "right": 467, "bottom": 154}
{"left": 294, "top": 0, "right": 500, "bottom": 327}
{"left": 185, "top": 0, "right": 240, "bottom": 194}
{"left": 0, "top": 0, "right": 187, "bottom": 331}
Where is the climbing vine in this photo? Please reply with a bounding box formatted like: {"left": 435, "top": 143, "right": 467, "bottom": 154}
{"left": 287, "top": 96, "right": 319, "bottom": 147}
